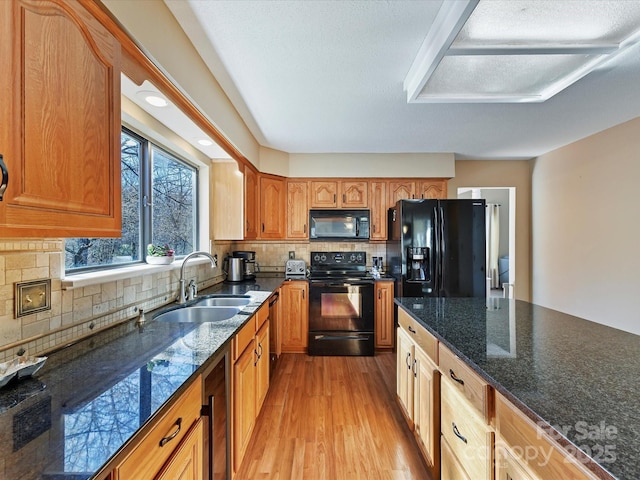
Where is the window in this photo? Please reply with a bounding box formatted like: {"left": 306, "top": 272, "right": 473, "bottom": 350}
{"left": 65, "top": 128, "right": 198, "bottom": 272}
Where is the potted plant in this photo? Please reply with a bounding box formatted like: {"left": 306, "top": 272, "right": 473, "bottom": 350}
{"left": 146, "top": 243, "right": 175, "bottom": 264}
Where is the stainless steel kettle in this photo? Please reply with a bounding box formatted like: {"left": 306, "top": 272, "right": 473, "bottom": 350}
{"left": 223, "top": 256, "right": 244, "bottom": 282}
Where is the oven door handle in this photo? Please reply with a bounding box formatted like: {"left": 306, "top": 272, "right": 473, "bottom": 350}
{"left": 310, "top": 282, "right": 372, "bottom": 287}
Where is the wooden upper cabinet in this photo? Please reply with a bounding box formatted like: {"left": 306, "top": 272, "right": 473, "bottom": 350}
{"left": 287, "top": 181, "right": 308, "bottom": 239}
{"left": 0, "top": 0, "right": 121, "bottom": 237}
{"left": 309, "top": 180, "right": 368, "bottom": 208}
{"left": 418, "top": 179, "right": 447, "bottom": 200}
{"left": 244, "top": 165, "right": 259, "bottom": 239}
{"left": 388, "top": 181, "right": 416, "bottom": 207}
{"left": 211, "top": 162, "right": 243, "bottom": 240}
{"left": 309, "top": 180, "right": 338, "bottom": 208}
{"left": 259, "top": 174, "right": 286, "bottom": 239}
{"left": 369, "top": 181, "right": 387, "bottom": 240}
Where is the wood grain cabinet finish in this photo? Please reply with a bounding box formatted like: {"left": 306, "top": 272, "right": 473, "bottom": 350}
{"left": 280, "top": 281, "right": 308, "bottom": 353}
{"left": 0, "top": 0, "right": 121, "bottom": 237}
{"left": 309, "top": 180, "right": 368, "bottom": 208}
{"left": 495, "top": 392, "right": 600, "bottom": 480}
{"left": 286, "top": 180, "right": 309, "bottom": 238}
{"left": 369, "top": 181, "right": 388, "bottom": 240}
{"left": 210, "top": 162, "right": 243, "bottom": 240}
{"left": 155, "top": 418, "right": 204, "bottom": 480}
{"left": 388, "top": 179, "right": 448, "bottom": 207}
{"left": 374, "top": 280, "right": 394, "bottom": 349}
{"left": 244, "top": 166, "right": 259, "bottom": 239}
{"left": 232, "top": 304, "right": 270, "bottom": 475}
{"left": 396, "top": 312, "right": 440, "bottom": 479}
{"left": 259, "top": 174, "right": 286, "bottom": 239}
{"left": 113, "top": 379, "right": 202, "bottom": 480}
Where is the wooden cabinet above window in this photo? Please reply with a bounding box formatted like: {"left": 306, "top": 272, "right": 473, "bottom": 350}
{"left": 0, "top": 0, "right": 121, "bottom": 238}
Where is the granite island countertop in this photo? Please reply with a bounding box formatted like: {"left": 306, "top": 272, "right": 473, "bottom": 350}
{"left": 0, "top": 277, "right": 284, "bottom": 480}
{"left": 396, "top": 296, "right": 640, "bottom": 480}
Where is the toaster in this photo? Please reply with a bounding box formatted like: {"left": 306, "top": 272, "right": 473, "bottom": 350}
{"left": 285, "top": 259, "right": 306, "bottom": 278}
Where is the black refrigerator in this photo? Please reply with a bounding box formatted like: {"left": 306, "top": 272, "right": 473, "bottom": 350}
{"left": 387, "top": 199, "right": 486, "bottom": 297}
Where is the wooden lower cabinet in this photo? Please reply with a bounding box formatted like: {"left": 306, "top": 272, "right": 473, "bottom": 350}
{"left": 113, "top": 379, "right": 202, "bottom": 480}
{"left": 440, "top": 379, "right": 494, "bottom": 480}
{"left": 396, "top": 325, "right": 440, "bottom": 479}
{"left": 231, "top": 304, "right": 270, "bottom": 475}
{"left": 374, "top": 280, "right": 394, "bottom": 349}
{"left": 495, "top": 439, "right": 539, "bottom": 480}
{"left": 156, "top": 418, "right": 204, "bottom": 480}
{"left": 280, "top": 281, "right": 308, "bottom": 353}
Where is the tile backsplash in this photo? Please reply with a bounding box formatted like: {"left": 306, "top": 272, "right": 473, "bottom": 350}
{"left": 0, "top": 239, "right": 387, "bottom": 362}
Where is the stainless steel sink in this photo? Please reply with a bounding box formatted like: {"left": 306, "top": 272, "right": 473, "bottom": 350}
{"left": 154, "top": 306, "right": 241, "bottom": 323}
{"left": 193, "top": 295, "right": 252, "bottom": 307}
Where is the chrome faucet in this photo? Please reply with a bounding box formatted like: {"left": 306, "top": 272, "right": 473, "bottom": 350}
{"left": 177, "top": 251, "right": 217, "bottom": 304}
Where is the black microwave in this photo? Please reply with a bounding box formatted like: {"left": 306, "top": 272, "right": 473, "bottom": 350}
{"left": 309, "top": 209, "right": 370, "bottom": 241}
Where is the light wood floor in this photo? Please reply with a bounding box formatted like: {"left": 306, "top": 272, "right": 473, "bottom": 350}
{"left": 235, "top": 353, "right": 432, "bottom": 480}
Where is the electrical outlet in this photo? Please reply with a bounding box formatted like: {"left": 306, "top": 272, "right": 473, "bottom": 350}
{"left": 289, "top": 251, "right": 295, "bottom": 259}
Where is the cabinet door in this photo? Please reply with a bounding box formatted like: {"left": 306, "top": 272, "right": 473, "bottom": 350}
{"left": 287, "top": 181, "right": 309, "bottom": 238}
{"left": 496, "top": 440, "right": 539, "bottom": 480}
{"left": 309, "top": 180, "right": 338, "bottom": 208}
{"left": 233, "top": 342, "right": 257, "bottom": 467}
{"left": 156, "top": 418, "right": 204, "bottom": 480}
{"left": 414, "top": 346, "right": 440, "bottom": 473}
{"left": 259, "top": 175, "right": 286, "bottom": 239}
{"left": 280, "top": 281, "right": 308, "bottom": 352}
{"left": 374, "top": 281, "right": 394, "bottom": 349}
{"left": 340, "top": 181, "right": 368, "bottom": 208}
{"left": 388, "top": 180, "right": 416, "bottom": 207}
{"left": 369, "top": 181, "right": 388, "bottom": 240}
{"left": 0, "top": 0, "right": 121, "bottom": 237}
{"left": 396, "top": 327, "right": 414, "bottom": 423}
{"left": 418, "top": 179, "right": 447, "bottom": 199}
{"left": 244, "top": 166, "right": 259, "bottom": 239}
{"left": 211, "top": 162, "right": 243, "bottom": 240}
{"left": 255, "top": 320, "right": 270, "bottom": 412}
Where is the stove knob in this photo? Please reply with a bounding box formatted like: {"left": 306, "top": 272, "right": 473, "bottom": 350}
{"left": 313, "top": 254, "right": 320, "bottom": 262}
{"left": 356, "top": 253, "right": 363, "bottom": 262}
{"left": 320, "top": 254, "right": 327, "bottom": 262}
{"left": 350, "top": 254, "right": 356, "bottom": 262}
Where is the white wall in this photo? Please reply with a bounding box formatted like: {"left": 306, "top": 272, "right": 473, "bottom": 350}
{"left": 531, "top": 117, "right": 640, "bottom": 334}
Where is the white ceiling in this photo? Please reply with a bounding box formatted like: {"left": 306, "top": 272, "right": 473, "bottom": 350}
{"left": 164, "top": 0, "right": 640, "bottom": 160}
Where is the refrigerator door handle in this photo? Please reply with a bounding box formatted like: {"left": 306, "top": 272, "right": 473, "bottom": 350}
{"left": 433, "top": 206, "right": 440, "bottom": 293}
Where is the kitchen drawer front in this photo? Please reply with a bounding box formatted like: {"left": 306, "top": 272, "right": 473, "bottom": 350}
{"left": 441, "top": 379, "right": 494, "bottom": 480}
{"left": 397, "top": 309, "right": 438, "bottom": 362}
{"left": 233, "top": 319, "right": 256, "bottom": 362}
{"left": 495, "top": 438, "right": 539, "bottom": 480}
{"left": 255, "top": 303, "right": 269, "bottom": 330}
{"left": 441, "top": 437, "right": 472, "bottom": 480}
{"left": 495, "top": 393, "right": 600, "bottom": 480}
{"left": 439, "top": 342, "right": 492, "bottom": 421}
{"left": 114, "top": 379, "right": 202, "bottom": 480}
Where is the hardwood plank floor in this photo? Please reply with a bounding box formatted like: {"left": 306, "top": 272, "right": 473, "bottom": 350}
{"left": 235, "top": 353, "right": 432, "bottom": 480}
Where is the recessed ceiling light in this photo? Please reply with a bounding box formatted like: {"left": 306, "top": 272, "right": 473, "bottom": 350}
{"left": 197, "top": 139, "right": 214, "bottom": 146}
{"left": 137, "top": 90, "right": 169, "bottom": 107}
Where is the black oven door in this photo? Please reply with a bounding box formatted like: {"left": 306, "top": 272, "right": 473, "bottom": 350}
{"left": 308, "top": 281, "right": 374, "bottom": 356}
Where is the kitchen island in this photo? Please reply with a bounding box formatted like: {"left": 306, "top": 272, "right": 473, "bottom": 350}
{"left": 396, "top": 296, "right": 640, "bottom": 480}
{"left": 0, "top": 278, "right": 282, "bottom": 480}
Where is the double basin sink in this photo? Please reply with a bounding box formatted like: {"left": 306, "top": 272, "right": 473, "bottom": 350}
{"left": 153, "top": 295, "right": 252, "bottom": 323}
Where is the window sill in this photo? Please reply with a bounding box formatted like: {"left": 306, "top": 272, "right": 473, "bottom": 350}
{"left": 61, "top": 258, "right": 213, "bottom": 290}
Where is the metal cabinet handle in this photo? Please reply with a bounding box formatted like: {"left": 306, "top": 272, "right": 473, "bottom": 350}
{"left": 452, "top": 422, "right": 468, "bottom": 444}
{"left": 159, "top": 418, "right": 182, "bottom": 447}
{"left": 408, "top": 326, "right": 416, "bottom": 334}
{"left": 342, "top": 193, "right": 346, "bottom": 203}
{"left": 0, "top": 154, "right": 8, "bottom": 201}
{"left": 449, "top": 369, "right": 465, "bottom": 385}
{"left": 412, "top": 358, "right": 417, "bottom": 378}
{"left": 405, "top": 352, "right": 412, "bottom": 369}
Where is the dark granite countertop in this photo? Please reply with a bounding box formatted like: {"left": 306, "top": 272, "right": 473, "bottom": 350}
{"left": 0, "top": 278, "right": 283, "bottom": 480}
{"left": 396, "top": 297, "right": 640, "bottom": 480}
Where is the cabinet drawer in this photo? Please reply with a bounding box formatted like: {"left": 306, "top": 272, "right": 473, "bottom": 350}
{"left": 441, "top": 437, "right": 471, "bottom": 480}
{"left": 439, "top": 343, "right": 492, "bottom": 421}
{"left": 233, "top": 319, "right": 256, "bottom": 362}
{"left": 495, "top": 438, "right": 539, "bottom": 480}
{"left": 255, "top": 303, "right": 269, "bottom": 330}
{"left": 397, "top": 309, "right": 438, "bottom": 362}
{"left": 115, "top": 379, "right": 202, "bottom": 480}
{"left": 495, "top": 393, "right": 600, "bottom": 480}
{"left": 441, "top": 380, "right": 494, "bottom": 480}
